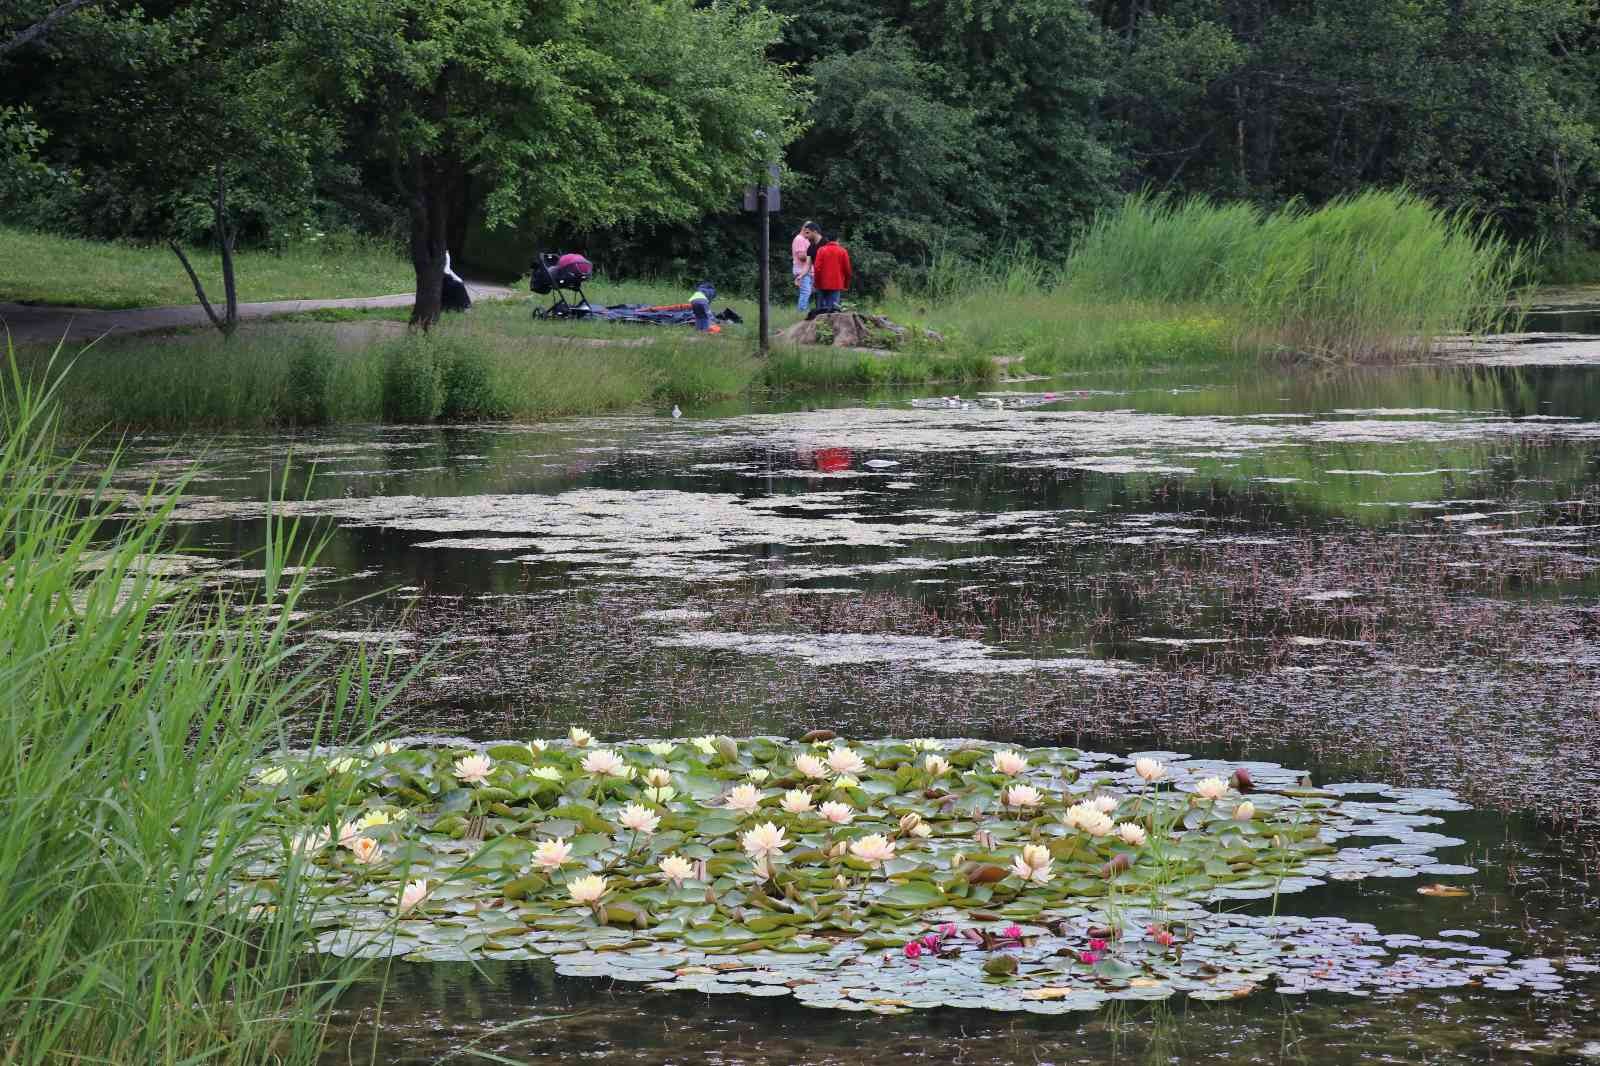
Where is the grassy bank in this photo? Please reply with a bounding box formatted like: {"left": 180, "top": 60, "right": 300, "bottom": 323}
{"left": 0, "top": 224, "right": 416, "bottom": 308}
{"left": 0, "top": 361, "right": 389, "bottom": 1063}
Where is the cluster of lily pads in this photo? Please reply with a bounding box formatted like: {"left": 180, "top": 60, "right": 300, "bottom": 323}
{"left": 243, "top": 734, "right": 1516, "bottom": 1011}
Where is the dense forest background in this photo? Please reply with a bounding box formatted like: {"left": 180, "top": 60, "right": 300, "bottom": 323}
{"left": 6, "top": 0, "right": 1600, "bottom": 292}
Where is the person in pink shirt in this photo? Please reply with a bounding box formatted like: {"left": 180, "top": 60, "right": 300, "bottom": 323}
{"left": 791, "top": 221, "right": 820, "bottom": 312}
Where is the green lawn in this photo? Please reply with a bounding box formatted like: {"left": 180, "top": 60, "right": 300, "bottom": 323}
{"left": 0, "top": 225, "right": 417, "bottom": 309}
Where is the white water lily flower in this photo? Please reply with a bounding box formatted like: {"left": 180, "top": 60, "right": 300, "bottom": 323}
{"left": 288, "top": 828, "right": 329, "bottom": 858}
{"left": 643, "top": 785, "right": 676, "bottom": 804}
{"left": 910, "top": 738, "right": 944, "bottom": 751}
{"left": 691, "top": 735, "right": 719, "bottom": 755}
{"left": 356, "top": 809, "right": 393, "bottom": 831}
{"left": 453, "top": 753, "right": 494, "bottom": 785}
{"left": 530, "top": 766, "right": 564, "bottom": 781}
{"left": 781, "top": 789, "right": 814, "bottom": 814}
{"left": 725, "top": 783, "right": 763, "bottom": 814}
{"left": 1134, "top": 757, "right": 1167, "bottom": 783}
{"left": 1010, "top": 843, "right": 1054, "bottom": 884}
{"left": 1062, "top": 801, "right": 1096, "bottom": 830}
{"left": 581, "top": 749, "right": 625, "bottom": 776}
{"left": 326, "top": 756, "right": 358, "bottom": 775}
{"left": 569, "top": 727, "right": 594, "bottom": 747}
{"left": 1092, "top": 795, "right": 1120, "bottom": 814}
{"left": 646, "top": 741, "right": 676, "bottom": 757}
{"left": 527, "top": 739, "right": 548, "bottom": 753}
{"left": 745, "top": 768, "right": 768, "bottom": 784}
{"left": 617, "top": 803, "right": 660, "bottom": 835}
{"left": 1193, "top": 776, "right": 1230, "bottom": 801}
{"left": 659, "top": 854, "right": 695, "bottom": 885}
{"left": 1117, "top": 822, "right": 1148, "bottom": 846}
{"left": 819, "top": 801, "right": 854, "bottom": 825}
{"left": 256, "top": 766, "right": 288, "bottom": 786}
{"left": 335, "top": 821, "right": 364, "bottom": 849}
{"left": 1004, "top": 784, "right": 1043, "bottom": 809}
{"left": 397, "top": 879, "right": 429, "bottom": 915}
{"left": 899, "top": 813, "right": 923, "bottom": 833}
{"left": 349, "top": 837, "right": 384, "bottom": 865}
{"left": 834, "top": 774, "right": 860, "bottom": 789}
{"left": 849, "top": 833, "right": 896, "bottom": 865}
{"left": 567, "top": 875, "right": 607, "bottom": 905}
{"left": 368, "top": 740, "right": 402, "bottom": 758}
{"left": 1235, "top": 801, "right": 1256, "bottom": 820}
{"left": 991, "top": 750, "right": 1028, "bottom": 776}
{"left": 911, "top": 822, "right": 933, "bottom": 838}
{"left": 826, "top": 747, "right": 866, "bottom": 775}
{"left": 532, "top": 837, "right": 573, "bottom": 871}
{"left": 750, "top": 854, "right": 778, "bottom": 881}
{"left": 741, "top": 821, "right": 789, "bottom": 859}
{"left": 1081, "top": 811, "right": 1116, "bottom": 837}
{"left": 924, "top": 755, "right": 951, "bottom": 777}
{"left": 826, "top": 841, "right": 847, "bottom": 859}
{"left": 644, "top": 768, "right": 673, "bottom": 788}
{"left": 795, "top": 754, "right": 830, "bottom": 780}
{"left": 1021, "top": 844, "right": 1051, "bottom": 869}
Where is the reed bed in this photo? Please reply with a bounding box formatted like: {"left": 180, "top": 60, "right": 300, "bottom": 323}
{"left": 0, "top": 354, "right": 391, "bottom": 1064}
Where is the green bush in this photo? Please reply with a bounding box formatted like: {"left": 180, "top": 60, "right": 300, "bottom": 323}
{"left": 380, "top": 336, "right": 445, "bottom": 422}
{"left": 282, "top": 339, "right": 333, "bottom": 424}
{"left": 438, "top": 343, "right": 507, "bottom": 420}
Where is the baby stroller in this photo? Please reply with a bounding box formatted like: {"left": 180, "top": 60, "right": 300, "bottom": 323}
{"left": 530, "top": 251, "right": 594, "bottom": 319}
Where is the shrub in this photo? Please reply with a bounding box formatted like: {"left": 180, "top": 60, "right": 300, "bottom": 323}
{"left": 380, "top": 336, "right": 444, "bottom": 422}
{"left": 282, "top": 339, "right": 333, "bottom": 424}
{"left": 438, "top": 343, "right": 506, "bottom": 420}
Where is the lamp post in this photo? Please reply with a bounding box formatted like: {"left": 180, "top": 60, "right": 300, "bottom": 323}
{"left": 744, "top": 148, "right": 780, "bottom": 356}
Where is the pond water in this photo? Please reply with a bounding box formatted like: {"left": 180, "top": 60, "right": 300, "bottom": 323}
{"left": 100, "top": 355, "right": 1600, "bottom": 1063}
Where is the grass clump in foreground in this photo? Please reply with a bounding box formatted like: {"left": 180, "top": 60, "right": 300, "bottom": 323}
{"left": 0, "top": 224, "right": 416, "bottom": 308}
{"left": 0, "top": 358, "right": 394, "bottom": 1064}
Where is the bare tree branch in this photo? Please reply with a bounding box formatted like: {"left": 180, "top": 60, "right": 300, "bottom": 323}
{"left": 0, "top": 0, "right": 100, "bottom": 59}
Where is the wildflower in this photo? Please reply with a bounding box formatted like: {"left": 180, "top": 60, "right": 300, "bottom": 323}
{"left": 530, "top": 766, "right": 564, "bottom": 781}
{"left": 903, "top": 940, "right": 923, "bottom": 959}
{"left": 849, "top": 833, "right": 896, "bottom": 866}
{"left": 397, "top": 879, "right": 429, "bottom": 915}
{"left": 740, "top": 822, "right": 788, "bottom": 859}
{"left": 795, "top": 754, "right": 830, "bottom": 780}
{"left": 644, "top": 768, "right": 673, "bottom": 788}
{"left": 1092, "top": 795, "right": 1119, "bottom": 814}
{"left": 819, "top": 800, "right": 854, "bottom": 825}
{"left": 569, "top": 727, "right": 593, "bottom": 747}
{"left": 643, "top": 785, "right": 676, "bottom": 804}
{"left": 899, "top": 813, "right": 923, "bottom": 833}
{"left": 1235, "top": 801, "right": 1256, "bottom": 820}
{"left": 827, "top": 747, "right": 866, "bottom": 775}
{"left": 1003, "top": 784, "right": 1043, "bottom": 809}
{"left": 924, "top": 754, "right": 951, "bottom": 776}
{"left": 453, "top": 753, "right": 494, "bottom": 785}
{"left": 617, "top": 803, "right": 660, "bottom": 835}
{"left": 350, "top": 837, "right": 383, "bottom": 865}
{"left": 568, "top": 875, "right": 607, "bottom": 905}
{"left": 1194, "top": 776, "right": 1230, "bottom": 800}
{"left": 725, "top": 783, "right": 763, "bottom": 814}
{"left": 256, "top": 766, "right": 288, "bottom": 786}
{"left": 911, "top": 738, "right": 944, "bottom": 751}
{"left": 532, "top": 837, "right": 573, "bottom": 871}
{"left": 1134, "top": 757, "right": 1167, "bottom": 783}
{"left": 781, "top": 789, "right": 814, "bottom": 814}
{"left": 1116, "top": 822, "right": 1147, "bottom": 847}
{"left": 747, "top": 768, "right": 770, "bottom": 783}
{"left": 581, "top": 749, "right": 625, "bottom": 776}
{"left": 327, "top": 756, "right": 358, "bottom": 775}
{"left": 659, "top": 854, "right": 695, "bottom": 886}
{"left": 369, "top": 740, "right": 402, "bottom": 758}
{"left": 991, "top": 750, "right": 1028, "bottom": 776}
{"left": 646, "top": 741, "right": 675, "bottom": 756}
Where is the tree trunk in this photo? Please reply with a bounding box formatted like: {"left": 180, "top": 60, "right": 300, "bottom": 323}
{"left": 409, "top": 153, "right": 447, "bottom": 331}
{"left": 168, "top": 162, "right": 239, "bottom": 339}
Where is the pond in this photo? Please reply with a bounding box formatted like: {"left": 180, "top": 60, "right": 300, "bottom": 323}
{"left": 99, "top": 352, "right": 1600, "bottom": 1063}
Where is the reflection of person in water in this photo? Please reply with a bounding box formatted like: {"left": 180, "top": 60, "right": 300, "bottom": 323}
{"left": 793, "top": 447, "right": 853, "bottom": 474}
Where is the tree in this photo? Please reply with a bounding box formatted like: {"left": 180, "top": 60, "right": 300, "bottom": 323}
{"left": 290, "top": 0, "right": 800, "bottom": 329}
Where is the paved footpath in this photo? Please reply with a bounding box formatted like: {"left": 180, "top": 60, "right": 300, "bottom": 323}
{"left": 1, "top": 282, "right": 516, "bottom": 346}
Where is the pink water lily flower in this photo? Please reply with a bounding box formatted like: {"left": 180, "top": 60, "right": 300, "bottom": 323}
{"left": 921, "top": 933, "right": 941, "bottom": 950}
{"left": 1079, "top": 950, "right": 1102, "bottom": 965}
{"left": 1088, "top": 937, "right": 1109, "bottom": 952}
{"left": 1001, "top": 924, "right": 1023, "bottom": 939}
{"left": 903, "top": 940, "right": 922, "bottom": 959}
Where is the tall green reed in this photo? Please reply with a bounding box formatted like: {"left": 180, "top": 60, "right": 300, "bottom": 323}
{"left": 0, "top": 348, "right": 393, "bottom": 1064}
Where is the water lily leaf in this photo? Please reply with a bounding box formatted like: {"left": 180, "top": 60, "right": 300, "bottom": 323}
{"left": 983, "top": 955, "right": 1019, "bottom": 977}
{"left": 878, "top": 882, "right": 946, "bottom": 908}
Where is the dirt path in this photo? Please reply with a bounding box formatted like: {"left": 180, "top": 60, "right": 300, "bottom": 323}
{"left": 0, "top": 282, "right": 517, "bottom": 346}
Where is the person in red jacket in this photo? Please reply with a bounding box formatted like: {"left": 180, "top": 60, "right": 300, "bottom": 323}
{"left": 807, "top": 232, "right": 852, "bottom": 319}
